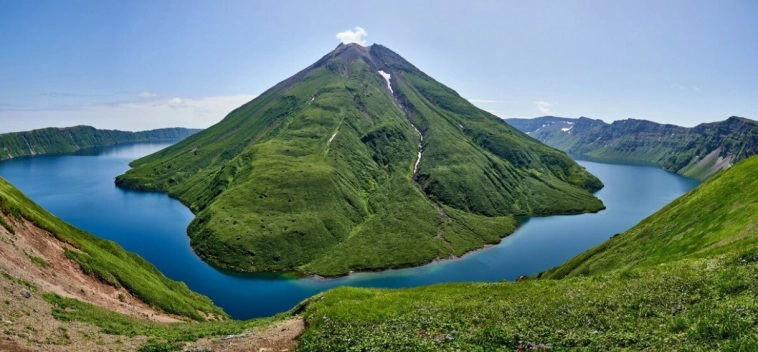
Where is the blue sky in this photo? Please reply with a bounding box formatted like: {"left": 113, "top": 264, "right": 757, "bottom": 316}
{"left": 1, "top": 0, "right": 756, "bottom": 132}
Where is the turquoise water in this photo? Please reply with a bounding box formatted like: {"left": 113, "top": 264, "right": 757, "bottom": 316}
{"left": 0, "top": 143, "right": 701, "bottom": 319}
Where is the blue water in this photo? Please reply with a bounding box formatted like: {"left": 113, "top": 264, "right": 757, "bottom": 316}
{"left": 0, "top": 143, "right": 701, "bottom": 319}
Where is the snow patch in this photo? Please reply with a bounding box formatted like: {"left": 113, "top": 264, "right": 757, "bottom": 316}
{"left": 378, "top": 70, "right": 393, "bottom": 94}
{"left": 561, "top": 126, "right": 573, "bottom": 132}
{"left": 412, "top": 124, "right": 423, "bottom": 175}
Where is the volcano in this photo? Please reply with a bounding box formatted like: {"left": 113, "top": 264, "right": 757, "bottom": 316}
{"left": 116, "top": 43, "right": 604, "bottom": 276}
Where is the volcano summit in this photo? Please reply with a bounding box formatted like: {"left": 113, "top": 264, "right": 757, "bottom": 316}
{"left": 116, "top": 43, "right": 604, "bottom": 276}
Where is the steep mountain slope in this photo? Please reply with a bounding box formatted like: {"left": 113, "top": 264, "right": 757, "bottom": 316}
{"left": 295, "top": 154, "right": 758, "bottom": 351}
{"left": 0, "top": 126, "right": 200, "bottom": 161}
{"left": 505, "top": 115, "right": 758, "bottom": 180}
{"left": 116, "top": 43, "right": 604, "bottom": 276}
{"left": 0, "top": 176, "right": 303, "bottom": 351}
{"left": 0, "top": 176, "right": 224, "bottom": 321}
{"left": 543, "top": 152, "right": 758, "bottom": 279}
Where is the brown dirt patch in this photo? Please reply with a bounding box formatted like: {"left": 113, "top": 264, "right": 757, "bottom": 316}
{"left": 186, "top": 317, "right": 304, "bottom": 352}
{"left": 0, "top": 214, "right": 181, "bottom": 323}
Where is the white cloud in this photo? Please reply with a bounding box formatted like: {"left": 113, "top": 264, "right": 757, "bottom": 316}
{"left": 138, "top": 91, "right": 156, "bottom": 98}
{"left": 693, "top": 86, "right": 701, "bottom": 92}
{"left": 468, "top": 99, "right": 505, "bottom": 104}
{"left": 0, "top": 94, "right": 257, "bottom": 133}
{"left": 670, "top": 83, "right": 686, "bottom": 90}
{"left": 168, "top": 97, "right": 183, "bottom": 107}
{"left": 336, "top": 27, "right": 368, "bottom": 45}
{"left": 532, "top": 101, "right": 554, "bottom": 115}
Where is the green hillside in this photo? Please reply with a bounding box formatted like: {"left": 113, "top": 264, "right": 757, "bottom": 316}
{"left": 505, "top": 116, "right": 758, "bottom": 180}
{"left": 26, "top": 152, "right": 758, "bottom": 351}
{"left": 543, "top": 150, "right": 758, "bottom": 279}
{"left": 0, "top": 126, "right": 200, "bottom": 161}
{"left": 116, "top": 43, "right": 604, "bottom": 276}
{"left": 294, "top": 154, "right": 758, "bottom": 351}
{"left": 0, "top": 176, "right": 224, "bottom": 321}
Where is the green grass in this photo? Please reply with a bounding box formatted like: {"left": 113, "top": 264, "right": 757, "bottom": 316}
{"left": 297, "top": 251, "right": 758, "bottom": 351}
{"left": 115, "top": 43, "right": 604, "bottom": 276}
{"left": 11, "top": 130, "right": 758, "bottom": 351}
{"left": 295, "top": 154, "right": 758, "bottom": 351}
{"left": 24, "top": 251, "right": 48, "bottom": 268}
{"left": 0, "top": 177, "right": 225, "bottom": 321}
{"left": 42, "top": 293, "right": 274, "bottom": 348}
{"left": 0, "top": 126, "right": 200, "bottom": 161}
{"left": 542, "top": 153, "right": 758, "bottom": 279}
{"left": 1, "top": 270, "right": 38, "bottom": 292}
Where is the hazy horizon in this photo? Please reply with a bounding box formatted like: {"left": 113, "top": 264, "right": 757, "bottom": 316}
{"left": 1, "top": 0, "right": 756, "bottom": 132}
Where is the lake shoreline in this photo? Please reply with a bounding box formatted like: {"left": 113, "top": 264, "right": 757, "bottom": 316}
{"left": 0, "top": 144, "right": 700, "bottom": 319}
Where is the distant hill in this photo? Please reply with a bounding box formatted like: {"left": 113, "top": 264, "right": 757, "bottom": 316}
{"left": 0, "top": 126, "right": 201, "bottom": 161}
{"left": 505, "top": 116, "right": 758, "bottom": 180}
{"left": 116, "top": 43, "right": 605, "bottom": 276}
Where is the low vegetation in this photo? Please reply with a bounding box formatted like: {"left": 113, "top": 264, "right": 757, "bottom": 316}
{"left": 298, "top": 251, "right": 758, "bottom": 351}
{"left": 43, "top": 293, "right": 273, "bottom": 347}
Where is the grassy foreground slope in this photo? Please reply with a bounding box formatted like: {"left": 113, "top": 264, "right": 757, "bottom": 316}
{"left": 543, "top": 150, "right": 758, "bottom": 279}
{"left": 0, "top": 176, "right": 224, "bottom": 321}
{"left": 505, "top": 116, "right": 758, "bottom": 180}
{"left": 295, "top": 155, "right": 758, "bottom": 351}
{"left": 0, "top": 126, "right": 200, "bottom": 161}
{"left": 116, "top": 43, "right": 603, "bottom": 276}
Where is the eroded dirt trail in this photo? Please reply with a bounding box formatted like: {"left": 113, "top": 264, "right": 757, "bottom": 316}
{"left": 186, "top": 317, "right": 304, "bottom": 352}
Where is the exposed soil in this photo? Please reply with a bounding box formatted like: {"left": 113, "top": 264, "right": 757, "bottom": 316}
{"left": 0, "top": 212, "right": 305, "bottom": 351}
{"left": 185, "top": 317, "right": 304, "bottom": 352}
{"left": 0, "top": 214, "right": 182, "bottom": 323}
{"left": 0, "top": 260, "right": 152, "bottom": 351}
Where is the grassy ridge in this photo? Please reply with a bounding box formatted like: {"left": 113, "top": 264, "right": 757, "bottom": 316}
{"left": 116, "top": 43, "right": 604, "bottom": 276}
{"left": 542, "top": 152, "right": 758, "bottom": 280}
{"left": 398, "top": 73, "right": 603, "bottom": 216}
{"left": 0, "top": 177, "right": 225, "bottom": 321}
{"left": 505, "top": 116, "right": 758, "bottom": 180}
{"left": 0, "top": 126, "right": 200, "bottom": 161}
{"left": 295, "top": 155, "right": 758, "bottom": 351}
